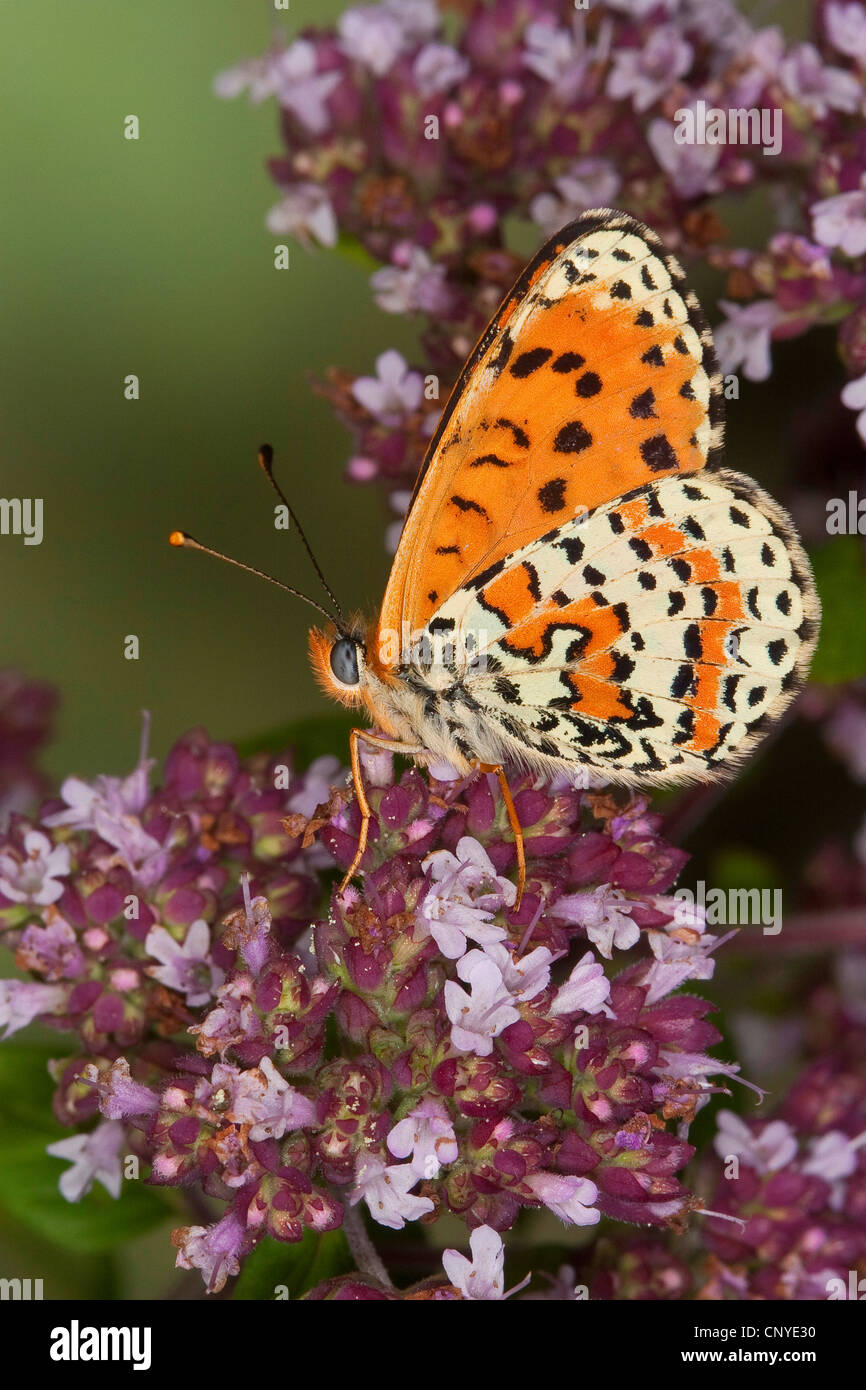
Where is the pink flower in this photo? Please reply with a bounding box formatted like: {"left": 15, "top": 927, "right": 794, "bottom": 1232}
{"left": 444, "top": 952, "right": 520, "bottom": 1056}
{"left": 351, "top": 350, "right": 423, "bottom": 424}
{"left": 43, "top": 726, "right": 157, "bottom": 883}
{"left": 442, "top": 1225, "right": 506, "bottom": 1299}
{"left": 523, "top": 16, "right": 591, "bottom": 101}
{"left": 91, "top": 1058, "right": 160, "bottom": 1119}
{"left": 552, "top": 885, "right": 639, "bottom": 958}
{"left": 173, "top": 1211, "right": 247, "bottom": 1293}
{"left": 530, "top": 159, "right": 621, "bottom": 235}
{"left": 715, "top": 299, "right": 779, "bottom": 381}
{"left": 647, "top": 114, "right": 722, "bottom": 198}
{"left": 382, "top": 0, "right": 439, "bottom": 45}
{"left": 213, "top": 53, "right": 283, "bottom": 104}
{"left": 46, "top": 1119, "right": 125, "bottom": 1202}
{"left": 418, "top": 836, "right": 513, "bottom": 960}
{"left": 841, "top": 369, "right": 866, "bottom": 443}
{"left": 272, "top": 40, "right": 343, "bottom": 133}
{"left": 0, "top": 979, "right": 66, "bottom": 1037}
{"left": 412, "top": 43, "right": 469, "bottom": 96}
{"left": 387, "top": 1097, "right": 458, "bottom": 1179}
{"left": 228, "top": 1057, "right": 316, "bottom": 1140}
{"left": 266, "top": 184, "right": 338, "bottom": 249}
{"left": 0, "top": 829, "right": 70, "bottom": 906}
{"left": 713, "top": 1110, "right": 798, "bottom": 1173}
{"left": 607, "top": 28, "right": 693, "bottom": 112}
{"left": 812, "top": 180, "right": 866, "bottom": 258}
{"left": 18, "top": 916, "right": 84, "bottom": 980}
{"left": 524, "top": 1172, "right": 600, "bottom": 1227}
{"left": 550, "top": 951, "right": 611, "bottom": 1017}
{"left": 349, "top": 1152, "right": 434, "bottom": 1229}
{"left": 145, "top": 919, "right": 224, "bottom": 1007}
{"left": 803, "top": 1128, "right": 866, "bottom": 1182}
{"left": 643, "top": 908, "right": 723, "bottom": 1002}
{"left": 825, "top": 2, "right": 866, "bottom": 63}
{"left": 371, "top": 247, "right": 452, "bottom": 315}
{"left": 338, "top": 6, "right": 406, "bottom": 77}
{"left": 779, "top": 41, "right": 861, "bottom": 116}
{"left": 464, "top": 942, "right": 554, "bottom": 1002}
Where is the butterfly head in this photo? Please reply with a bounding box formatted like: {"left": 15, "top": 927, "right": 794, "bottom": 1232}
{"left": 308, "top": 622, "right": 370, "bottom": 708}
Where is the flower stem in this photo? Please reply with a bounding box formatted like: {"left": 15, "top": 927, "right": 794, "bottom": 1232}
{"left": 342, "top": 1201, "right": 394, "bottom": 1290}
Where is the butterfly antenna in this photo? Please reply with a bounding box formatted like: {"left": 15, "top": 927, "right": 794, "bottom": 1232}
{"left": 257, "top": 444, "right": 346, "bottom": 626}
{"left": 168, "top": 530, "right": 339, "bottom": 624}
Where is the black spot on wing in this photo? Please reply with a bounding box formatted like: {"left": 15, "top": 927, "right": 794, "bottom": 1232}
{"left": 681, "top": 515, "right": 706, "bottom": 540}
{"left": 557, "top": 535, "right": 585, "bottom": 565}
{"left": 450, "top": 495, "right": 489, "bottom": 517}
{"left": 469, "top": 453, "right": 512, "bottom": 469}
{"left": 552, "top": 352, "right": 586, "bottom": 373}
{"left": 466, "top": 557, "right": 506, "bottom": 591}
{"left": 554, "top": 421, "right": 593, "bottom": 454}
{"left": 629, "top": 388, "right": 657, "bottom": 420}
{"left": 722, "top": 674, "right": 741, "bottom": 711}
{"left": 510, "top": 346, "right": 552, "bottom": 378}
{"left": 671, "top": 663, "right": 694, "bottom": 699}
{"left": 575, "top": 372, "right": 602, "bottom": 398}
{"left": 683, "top": 623, "right": 702, "bottom": 659}
{"left": 767, "top": 638, "right": 788, "bottom": 666}
{"left": 538, "top": 478, "right": 568, "bottom": 513}
{"left": 494, "top": 418, "right": 530, "bottom": 449}
{"left": 639, "top": 434, "right": 678, "bottom": 472}
{"left": 493, "top": 677, "right": 521, "bottom": 704}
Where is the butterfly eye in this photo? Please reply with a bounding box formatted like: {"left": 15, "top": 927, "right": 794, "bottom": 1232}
{"left": 330, "top": 637, "right": 360, "bottom": 687}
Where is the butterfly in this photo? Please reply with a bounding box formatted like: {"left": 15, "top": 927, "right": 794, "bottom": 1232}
{"left": 173, "top": 209, "right": 820, "bottom": 904}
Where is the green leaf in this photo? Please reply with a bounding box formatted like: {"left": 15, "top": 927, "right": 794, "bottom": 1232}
{"left": 236, "top": 712, "right": 356, "bottom": 763}
{"left": 233, "top": 1228, "right": 352, "bottom": 1300}
{"left": 334, "top": 232, "right": 378, "bottom": 271}
{"left": 810, "top": 538, "right": 866, "bottom": 683}
{"left": 0, "top": 1044, "right": 173, "bottom": 1253}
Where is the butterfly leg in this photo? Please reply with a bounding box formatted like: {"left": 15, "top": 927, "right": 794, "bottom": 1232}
{"left": 475, "top": 761, "right": 525, "bottom": 909}
{"left": 340, "top": 728, "right": 425, "bottom": 895}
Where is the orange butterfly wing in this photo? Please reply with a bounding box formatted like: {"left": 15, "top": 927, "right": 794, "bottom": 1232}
{"left": 378, "top": 209, "right": 724, "bottom": 646}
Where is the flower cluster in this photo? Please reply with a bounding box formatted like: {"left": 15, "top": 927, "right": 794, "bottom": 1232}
{"left": 525, "top": 978, "right": 866, "bottom": 1302}
{"left": 0, "top": 725, "right": 742, "bottom": 1293}
{"left": 217, "top": 0, "right": 866, "bottom": 546}
{"left": 0, "top": 724, "right": 338, "bottom": 1122}
{"left": 700, "top": 1047, "right": 866, "bottom": 1301}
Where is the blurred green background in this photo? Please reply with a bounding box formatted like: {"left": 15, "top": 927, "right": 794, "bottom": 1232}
{"left": 0, "top": 0, "right": 422, "bottom": 787}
